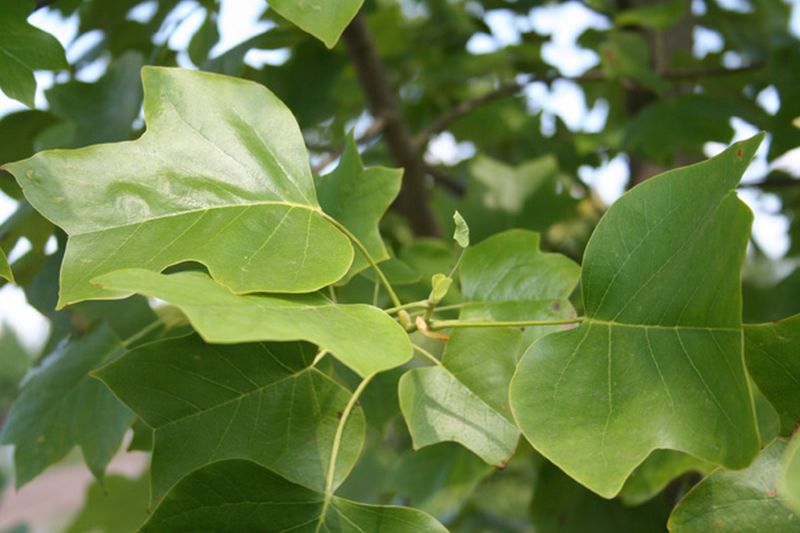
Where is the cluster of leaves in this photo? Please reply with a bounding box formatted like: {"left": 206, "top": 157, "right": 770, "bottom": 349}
{"left": 1, "top": 1, "right": 800, "bottom": 532}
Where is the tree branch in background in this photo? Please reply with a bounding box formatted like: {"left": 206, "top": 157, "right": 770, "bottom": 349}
{"left": 342, "top": 15, "right": 440, "bottom": 236}
{"left": 424, "top": 164, "right": 466, "bottom": 196}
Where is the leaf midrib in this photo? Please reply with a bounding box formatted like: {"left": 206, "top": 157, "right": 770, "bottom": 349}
{"left": 69, "top": 200, "right": 321, "bottom": 236}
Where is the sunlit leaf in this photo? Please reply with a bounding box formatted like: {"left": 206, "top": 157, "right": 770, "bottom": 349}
{"left": 783, "top": 433, "right": 800, "bottom": 514}
{"left": 268, "top": 0, "right": 364, "bottom": 48}
{"left": 4, "top": 67, "right": 354, "bottom": 307}
{"left": 0, "top": 247, "right": 12, "bottom": 282}
{"left": 93, "top": 269, "right": 412, "bottom": 377}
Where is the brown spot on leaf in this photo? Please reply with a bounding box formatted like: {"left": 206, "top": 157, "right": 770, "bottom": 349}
{"left": 551, "top": 301, "right": 561, "bottom": 311}
{"left": 767, "top": 488, "right": 777, "bottom": 497}
{"left": 737, "top": 147, "right": 743, "bottom": 159}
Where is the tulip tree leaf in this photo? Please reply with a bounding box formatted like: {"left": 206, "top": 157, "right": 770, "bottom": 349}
{"left": 668, "top": 439, "right": 800, "bottom": 532}
{"left": 65, "top": 474, "right": 149, "bottom": 533}
{"left": 268, "top": 0, "right": 364, "bottom": 48}
{"left": 96, "top": 334, "right": 365, "bottom": 500}
{"left": 316, "top": 134, "right": 401, "bottom": 278}
{"left": 0, "top": 324, "right": 132, "bottom": 487}
{"left": 140, "top": 459, "right": 448, "bottom": 532}
{"left": 398, "top": 366, "right": 519, "bottom": 467}
{"left": 93, "top": 269, "right": 412, "bottom": 377}
{"left": 510, "top": 135, "right": 764, "bottom": 498}
{"left": 620, "top": 450, "right": 715, "bottom": 506}
{"left": 744, "top": 314, "right": 800, "bottom": 420}
{"left": 0, "top": 0, "right": 68, "bottom": 107}
{"left": 783, "top": 433, "right": 800, "bottom": 514}
{"left": 0, "top": 247, "right": 12, "bottom": 282}
{"left": 4, "top": 67, "right": 355, "bottom": 307}
{"left": 459, "top": 229, "right": 580, "bottom": 342}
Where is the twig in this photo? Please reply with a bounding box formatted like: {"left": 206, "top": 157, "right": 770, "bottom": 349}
{"left": 342, "top": 15, "right": 440, "bottom": 236}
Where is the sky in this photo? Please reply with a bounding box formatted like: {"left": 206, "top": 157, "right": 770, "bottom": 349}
{"left": 0, "top": 0, "right": 799, "bottom": 351}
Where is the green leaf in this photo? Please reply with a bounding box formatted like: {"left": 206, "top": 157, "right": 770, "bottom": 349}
{"left": 0, "top": 246, "right": 12, "bottom": 282}
{"left": 44, "top": 51, "right": 144, "bottom": 148}
{"left": 620, "top": 450, "right": 714, "bottom": 506}
{"left": 744, "top": 314, "right": 800, "bottom": 420}
{"left": 428, "top": 273, "right": 453, "bottom": 305}
{"left": 398, "top": 366, "right": 519, "bottom": 467}
{"left": 187, "top": 11, "right": 219, "bottom": 67}
{"left": 668, "top": 439, "right": 800, "bottom": 532}
{"left": 531, "top": 460, "right": 672, "bottom": 533}
{"left": 139, "top": 460, "right": 447, "bottom": 532}
{"left": 615, "top": 0, "right": 687, "bottom": 30}
{"left": 453, "top": 210, "right": 469, "bottom": 248}
{"left": 0, "top": 0, "right": 68, "bottom": 107}
{"left": 469, "top": 155, "right": 559, "bottom": 215}
{"left": 65, "top": 474, "right": 148, "bottom": 533}
{"left": 600, "top": 31, "right": 667, "bottom": 93}
{"left": 316, "top": 134, "right": 402, "bottom": 278}
{"left": 4, "top": 67, "right": 355, "bottom": 307}
{"left": 268, "top": 0, "right": 364, "bottom": 48}
{"left": 93, "top": 269, "right": 412, "bottom": 377}
{"left": 459, "top": 229, "right": 580, "bottom": 342}
{"left": 510, "top": 135, "right": 764, "bottom": 498}
{"left": 96, "top": 334, "right": 364, "bottom": 500}
{"left": 388, "top": 443, "right": 492, "bottom": 517}
{"left": 0, "top": 324, "right": 132, "bottom": 487}
{"left": 783, "top": 433, "right": 800, "bottom": 514}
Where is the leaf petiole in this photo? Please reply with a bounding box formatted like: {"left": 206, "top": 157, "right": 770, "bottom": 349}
{"left": 411, "top": 343, "right": 444, "bottom": 367}
{"left": 319, "top": 212, "right": 403, "bottom": 309}
{"left": 429, "top": 317, "right": 585, "bottom": 330}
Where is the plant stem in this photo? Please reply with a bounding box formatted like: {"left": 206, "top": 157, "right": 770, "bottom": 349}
{"left": 320, "top": 212, "right": 402, "bottom": 308}
{"left": 412, "top": 343, "right": 444, "bottom": 367}
{"left": 385, "top": 300, "right": 429, "bottom": 314}
{"left": 120, "top": 316, "right": 177, "bottom": 348}
{"left": 318, "top": 373, "right": 374, "bottom": 528}
{"left": 311, "top": 349, "right": 328, "bottom": 367}
{"left": 429, "top": 317, "right": 585, "bottom": 330}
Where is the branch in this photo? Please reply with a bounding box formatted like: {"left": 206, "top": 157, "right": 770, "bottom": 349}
{"left": 424, "top": 164, "right": 466, "bottom": 196}
{"left": 414, "top": 82, "right": 525, "bottom": 148}
{"left": 342, "top": 15, "right": 440, "bottom": 236}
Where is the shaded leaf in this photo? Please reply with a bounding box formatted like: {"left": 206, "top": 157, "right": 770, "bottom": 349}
{"left": 389, "top": 443, "right": 492, "bottom": 518}
{"left": 459, "top": 229, "right": 580, "bottom": 342}
{"left": 316, "top": 134, "right": 401, "bottom": 278}
{"left": 0, "top": 247, "right": 12, "bottom": 282}
{"left": 93, "top": 269, "right": 412, "bottom": 377}
{"left": 44, "top": 51, "right": 144, "bottom": 148}
{"left": 744, "top": 314, "right": 800, "bottom": 420}
{"left": 187, "top": 11, "right": 219, "bottom": 67}
{"left": 139, "top": 459, "right": 447, "bottom": 532}
{"left": 510, "top": 136, "right": 764, "bottom": 497}
{"left": 4, "top": 67, "right": 354, "bottom": 307}
{"left": 269, "top": 0, "right": 364, "bottom": 48}
{"left": 65, "top": 474, "right": 148, "bottom": 533}
{"left": 783, "top": 433, "right": 800, "bottom": 514}
{"left": 96, "top": 334, "right": 364, "bottom": 500}
{"left": 0, "top": 0, "right": 67, "bottom": 106}
{"left": 620, "top": 450, "right": 714, "bottom": 506}
{"left": 669, "top": 439, "right": 800, "bottom": 532}
{"left": 0, "top": 324, "right": 132, "bottom": 487}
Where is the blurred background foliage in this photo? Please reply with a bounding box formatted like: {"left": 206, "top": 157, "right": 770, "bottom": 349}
{"left": 0, "top": 0, "right": 799, "bottom": 531}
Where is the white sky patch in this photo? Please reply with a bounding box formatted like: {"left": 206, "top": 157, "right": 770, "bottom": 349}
{"left": 756, "top": 85, "right": 780, "bottom": 116}
{"left": 211, "top": 0, "right": 270, "bottom": 58}
{"left": 579, "top": 154, "right": 629, "bottom": 205}
{"left": 693, "top": 26, "right": 724, "bottom": 58}
{"left": 425, "top": 132, "right": 476, "bottom": 167}
{"left": 0, "top": 287, "right": 50, "bottom": 354}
